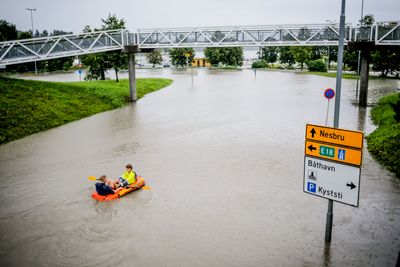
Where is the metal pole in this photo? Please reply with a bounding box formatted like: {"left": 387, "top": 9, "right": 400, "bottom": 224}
{"left": 355, "top": 0, "right": 364, "bottom": 102}
{"left": 325, "top": 0, "right": 346, "bottom": 243}
{"left": 325, "top": 99, "right": 330, "bottom": 126}
{"left": 27, "top": 8, "right": 37, "bottom": 75}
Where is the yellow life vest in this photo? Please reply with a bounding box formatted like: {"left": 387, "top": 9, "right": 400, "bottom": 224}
{"left": 122, "top": 170, "right": 136, "bottom": 184}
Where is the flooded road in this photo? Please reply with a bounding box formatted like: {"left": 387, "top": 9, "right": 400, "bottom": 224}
{"left": 0, "top": 69, "right": 399, "bottom": 266}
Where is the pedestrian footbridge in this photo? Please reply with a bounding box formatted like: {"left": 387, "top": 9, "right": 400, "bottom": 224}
{"left": 0, "top": 22, "right": 399, "bottom": 66}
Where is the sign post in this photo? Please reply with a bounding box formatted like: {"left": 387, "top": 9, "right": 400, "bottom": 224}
{"left": 324, "top": 88, "right": 335, "bottom": 125}
{"left": 326, "top": 0, "right": 346, "bottom": 243}
{"left": 304, "top": 124, "right": 363, "bottom": 241}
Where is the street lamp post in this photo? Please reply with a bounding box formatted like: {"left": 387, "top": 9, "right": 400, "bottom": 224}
{"left": 26, "top": 8, "right": 37, "bottom": 75}
{"left": 355, "top": 0, "right": 365, "bottom": 101}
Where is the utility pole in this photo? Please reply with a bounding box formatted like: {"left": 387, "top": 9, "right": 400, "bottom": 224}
{"left": 26, "top": 8, "right": 37, "bottom": 75}
{"left": 355, "top": 0, "right": 365, "bottom": 101}
{"left": 325, "top": 0, "right": 346, "bottom": 243}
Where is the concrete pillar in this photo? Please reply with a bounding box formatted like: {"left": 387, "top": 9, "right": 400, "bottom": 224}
{"left": 359, "top": 50, "right": 369, "bottom": 107}
{"left": 128, "top": 52, "right": 136, "bottom": 102}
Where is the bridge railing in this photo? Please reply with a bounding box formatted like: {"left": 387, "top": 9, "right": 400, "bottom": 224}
{"left": 375, "top": 21, "right": 400, "bottom": 45}
{"left": 0, "top": 29, "right": 129, "bottom": 65}
{"left": 137, "top": 24, "right": 352, "bottom": 48}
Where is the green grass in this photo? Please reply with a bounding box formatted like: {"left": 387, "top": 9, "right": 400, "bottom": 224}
{"left": 0, "top": 77, "right": 172, "bottom": 144}
{"left": 366, "top": 92, "right": 400, "bottom": 177}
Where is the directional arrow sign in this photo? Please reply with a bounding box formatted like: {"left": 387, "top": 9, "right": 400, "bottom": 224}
{"left": 346, "top": 182, "right": 356, "bottom": 190}
{"left": 305, "top": 140, "right": 363, "bottom": 166}
{"left": 304, "top": 156, "right": 361, "bottom": 207}
{"left": 306, "top": 124, "right": 364, "bottom": 149}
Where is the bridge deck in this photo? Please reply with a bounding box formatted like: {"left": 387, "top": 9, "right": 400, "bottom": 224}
{"left": 0, "top": 22, "right": 399, "bottom": 66}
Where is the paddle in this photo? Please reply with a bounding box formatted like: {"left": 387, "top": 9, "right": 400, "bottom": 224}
{"left": 88, "top": 176, "right": 98, "bottom": 181}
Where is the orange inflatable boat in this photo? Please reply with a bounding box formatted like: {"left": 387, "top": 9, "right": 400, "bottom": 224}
{"left": 92, "top": 176, "right": 145, "bottom": 201}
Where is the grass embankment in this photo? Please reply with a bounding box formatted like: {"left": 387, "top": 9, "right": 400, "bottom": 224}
{"left": 0, "top": 77, "right": 172, "bottom": 144}
{"left": 366, "top": 92, "right": 400, "bottom": 177}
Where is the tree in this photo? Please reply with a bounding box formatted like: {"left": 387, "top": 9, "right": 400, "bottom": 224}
{"left": 146, "top": 49, "right": 163, "bottom": 67}
{"left": 278, "top": 46, "right": 295, "bottom": 67}
{"left": 360, "top": 14, "right": 375, "bottom": 26}
{"left": 81, "top": 14, "right": 127, "bottom": 81}
{"left": 327, "top": 46, "right": 338, "bottom": 69}
{"left": 204, "top": 47, "right": 243, "bottom": 66}
{"left": 18, "top": 31, "right": 31, "bottom": 39}
{"left": 260, "top": 47, "right": 278, "bottom": 63}
{"left": 101, "top": 14, "right": 127, "bottom": 82}
{"left": 0, "top": 20, "right": 17, "bottom": 41}
{"left": 290, "top": 46, "right": 311, "bottom": 70}
{"left": 343, "top": 49, "right": 358, "bottom": 71}
{"left": 371, "top": 48, "right": 400, "bottom": 77}
{"left": 310, "top": 46, "right": 326, "bottom": 60}
{"left": 169, "top": 48, "right": 195, "bottom": 68}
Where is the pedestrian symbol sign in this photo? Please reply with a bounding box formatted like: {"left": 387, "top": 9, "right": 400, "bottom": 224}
{"left": 338, "top": 149, "right": 346, "bottom": 160}
{"left": 305, "top": 140, "right": 362, "bottom": 166}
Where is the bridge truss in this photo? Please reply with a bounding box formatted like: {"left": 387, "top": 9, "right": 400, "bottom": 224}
{"left": 0, "top": 22, "right": 399, "bottom": 66}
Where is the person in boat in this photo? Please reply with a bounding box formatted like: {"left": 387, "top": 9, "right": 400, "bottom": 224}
{"left": 95, "top": 175, "right": 121, "bottom": 196}
{"left": 115, "top": 164, "right": 137, "bottom": 188}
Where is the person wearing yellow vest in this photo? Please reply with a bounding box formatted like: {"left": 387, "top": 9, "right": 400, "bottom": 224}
{"left": 115, "top": 164, "right": 137, "bottom": 188}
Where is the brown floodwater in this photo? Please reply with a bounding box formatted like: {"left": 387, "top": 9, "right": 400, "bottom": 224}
{"left": 0, "top": 69, "right": 399, "bottom": 267}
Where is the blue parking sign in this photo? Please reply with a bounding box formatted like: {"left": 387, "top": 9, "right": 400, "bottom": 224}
{"left": 338, "top": 149, "right": 346, "bottom": 160}
{"left": 307, "top": 182, "right": 317, "bottom": 193}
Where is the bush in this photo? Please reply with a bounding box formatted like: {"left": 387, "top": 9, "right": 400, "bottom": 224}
{"left": 252, "top": 60, "right": 269, "bottom": 69}
{"left": 307, "top": 60, "right": 327, "bottom": 72}
{"left": 367, "top": 93, "right": 400, "bottom": 177}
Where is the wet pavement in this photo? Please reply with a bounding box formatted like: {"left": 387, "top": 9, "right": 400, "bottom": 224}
{"left": 0, "top": 69, "right": 399, "bottom": 266}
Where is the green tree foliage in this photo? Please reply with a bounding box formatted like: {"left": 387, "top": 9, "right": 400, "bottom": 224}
{"left": 204, "top": 47, "right": 243, "bottom": 67}
{"left": 169, "top": 48, "right": 195, "bottom": 68}
{"left": 81, "top": 14, "right": 127, "bottom": 81}
{"left": 310, "top": 46, "right": 325, "bottom": 60}
{"left": 360, "top": 14, "right": 375, "bottom": 26}
{"left": 260, "top": 47, "right": 278, "bottom": 63}
{"left": 371, "top": 48, "right": 400, "bottom": 77}
{"left": 307, "top": 60, "right": 327, "bottom": 72}
{"left": 290, "top": 46, "right": 311, "bottom": 70}
{"left": 343, "top": 49, "right": 358, "bottom": 71}
{"left": 278, "top": 47, "right": 295, "bottom": 67}
{"left": 146, "top": 49, "right": 163, "bottom": 67}
{"left": 327, "top": 46, "right": 338, "bottom": 69}
{"left": 18, "top": 31, "right": 32, "bottom": 39}
{"left": 0, "top": 20, "right": 17, "bottom": 41}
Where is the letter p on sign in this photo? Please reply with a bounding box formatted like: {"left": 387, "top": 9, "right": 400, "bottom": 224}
{"left": 307, "top": 182, "right": 317, "bottom": 193}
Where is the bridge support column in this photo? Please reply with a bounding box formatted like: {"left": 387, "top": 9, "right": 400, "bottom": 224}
{"left": 359, "top": 49, "right": 369, "bottom": 107}
{"left": 128, "top": 53, "right": 137, "bottom": 102}
{"left": 124, "top": 45, "right": 140, "bottom": 102}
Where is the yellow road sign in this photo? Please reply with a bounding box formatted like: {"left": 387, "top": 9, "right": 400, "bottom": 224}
{"left": 305, "top": 124, "right": 364, "bottom": 149}
{"left": 305, "top": 140, "right": 362, "bottom": 166}
{"left": 185, "top": 53, "right": 191, "bottom": 57}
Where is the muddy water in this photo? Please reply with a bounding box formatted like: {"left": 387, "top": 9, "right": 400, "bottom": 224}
{"left": 0, "top": 69, "right": 399, "bottom": 267}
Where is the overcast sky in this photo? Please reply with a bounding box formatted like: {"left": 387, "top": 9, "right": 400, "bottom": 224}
{"left": 1, "top": 0, "right": 399, "bottom": 33}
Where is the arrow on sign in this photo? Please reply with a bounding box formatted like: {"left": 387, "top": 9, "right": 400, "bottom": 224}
{"left": 307, "top": 144, "right": 316, "bottom": 152}
{"left": 310, "top": 128, "right": 316, "bottom": 138}
{"left": 346, "top": 182, "right": 356, "bottom": 190}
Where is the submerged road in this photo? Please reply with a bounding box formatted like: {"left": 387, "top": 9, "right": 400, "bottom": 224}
{"left": 0, "top": 69, "right": 399, "bottom": 266}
